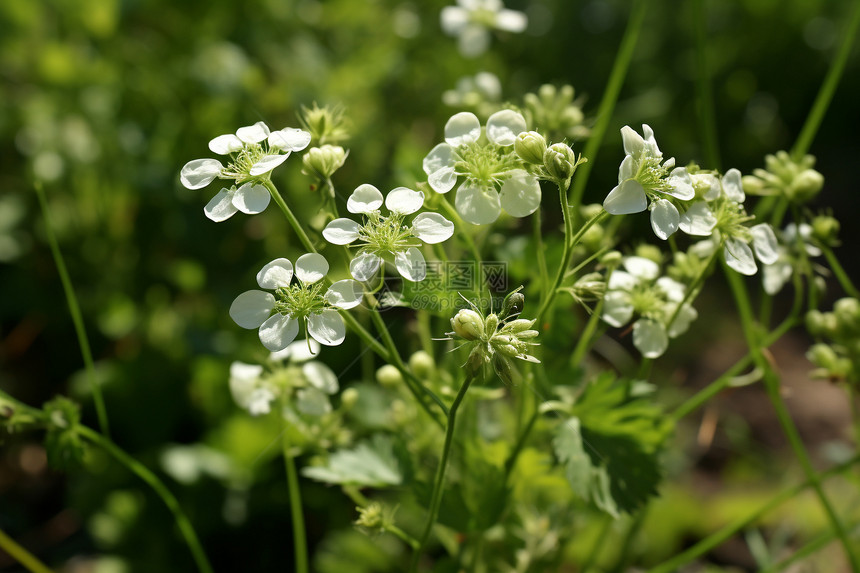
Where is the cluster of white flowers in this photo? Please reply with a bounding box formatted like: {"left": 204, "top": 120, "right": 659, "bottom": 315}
{"left": 180, "top": 121, "right": 311, "bottom": 222}
{"left": 424, "top": 110, "right": 540, "bottom": 224}
{"left": 601, "top": 256, "right": 698, "bottom": 358}
{"left": 441, "top": 0, "right": 527, "bottom": 58}
{"left": 322, "top": 185, "right": 454, "bottom": 282}
{"left": 229, "top": 254, "right": 362, "bottom": 351}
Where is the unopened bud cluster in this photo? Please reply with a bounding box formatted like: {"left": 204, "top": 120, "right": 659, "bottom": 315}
{"left": 448, "top": 289, "right": 539, "bottom": 384}
{"left": 515, "top": 131, "right": 586, "bottom": 187}
{"left": 742, "top": 151, "right": 824, "bottom": 203}
{"left": 806, "top": 297, "right": 860, "bottom": 383}
{"left": 522, "top": 84, "right": 590, "bottom": 141}
{"left": 302, "top": 144, "right": 347, "bottom": 182}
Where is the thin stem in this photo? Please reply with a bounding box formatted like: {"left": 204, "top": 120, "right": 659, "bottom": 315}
{"left": 76, "top": 426, "right": 213, "bottom": 573}
{"left": 533, "top": 207, "right": 550, "bottom": 299}
{"left": 820, "top": 244, "right": 860, "bottom": 299}
{"left": 263, "top": 180, "right": 317, "bottom": 253}
{"left": 34, "top": 182, "right": 110, "bottom": 438}
{"left": 570, "top": 287, "right": 610, "bottom": 368}
{"left": 281, "top": 414, "right": 308, "bottom": 573}
{"left": 0, "top": 528, "right": 53, "bottom": 573}
{"left": 568, "top": 0, "right": 648, "bottom": 214}
{"left": 409, "top": 373, "right": 476, "bottom": 572}
{"left": 503, "top": 405, "right": 539, "bottom": 482}
{"left": 724, "top": 265, "right": 860, "bottom": 572}
{"left": 791, "top": 0, "right": 860, "bottom": 160}
{"left": 646, "top": 454, "right": 860, "bottom": 573}
{"left": 692, "top": 0, "right": 721, "bottom": 170}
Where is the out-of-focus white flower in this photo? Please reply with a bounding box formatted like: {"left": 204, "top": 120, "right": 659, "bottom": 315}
{"left": 442, "top": 72, "right": 502, "bottom": 109}
{"left": 180, "top": 121, "right": 311, "bottom": 222}
{"left": 601, "top": 256, "right": 698, "bottom": 358}
{"left": 761, "top": 223, "right": 821, "bottom": 295}
{"left": 323, "top": 185, "right": 454, "bottom": 282}
{"left": 229, "top": 254, "right": 362, "bottom": 350}
{"left": 441, "top": 0, "right": 527, "bottom": 58}
{"left": 603, "top": 125, "right": 707, "bottom": 241}
{"left": 424, "top": 110, "right": 539, "bottom": 225}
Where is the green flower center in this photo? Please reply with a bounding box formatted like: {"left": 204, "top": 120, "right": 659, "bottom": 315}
{"left": 274, "top": 282, "right": 328, "bottom": 318}
{"left": 356, "top": 212, "right": 417, "bottom": 254}
{"left": 712, "top": 198, "right": 755, "bottom": 242}
{"left": 454, "top": 141, "right": 520, "bottom": 189}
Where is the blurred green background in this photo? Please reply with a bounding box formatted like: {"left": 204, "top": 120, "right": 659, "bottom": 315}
{"left": 2, "top": 0, "right": 859, "bottom": 570}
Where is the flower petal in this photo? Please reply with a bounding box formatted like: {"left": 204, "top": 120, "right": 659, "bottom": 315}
{"left": 486, "top": 109, "right": 527, "bottom": 146}
{"left": 693, "top": 173, "right": 721, "bottom": 201}
{"left": 385, "top": 187, "right": 425, "bottom": 215}
{"left": 349, "top": 252, "right": 383, "bottom": 282}
{"left": 724, "top": 239, "right": 757, "bottom": 275}
{"left": 722, "top": 168, "right": 745, "bottom": 203}
{"left": 650, "top": 199, "right": 680, "bottom": 240}
{"left": 180, "top": 158, "right": 223, "bottom": 190}
{"left": 232, "top": 182, "right": 271, "bottom": 214}
{"left": 412, "top": 212, "right": 455, "bottom": 244}
{"left": 679, "top": 201, "right": 717, "bottom": 236}
{"left": 295, "top": 387, "right": 332, "bottom": 416}
{"left": 208, "top": 134, "right": 244, "bottom": 155}
{"left": 230, "top": 290, "right": 275, "bottom": 329}
{"left": 455, "top": 184, "right": 501, "bottom": 225}
{"left": 608, "top": 270, "right": 638, "bottom": 291}
{"left": 457, "top": 25, "right": 491, "bottom": 58}
{"left": 495, "top": 9, "right": 527, "bottom": 32}
{"left": 259, "top": 313, "right": 299, "bottom": 352}
{"left": 256, "top": 258, "right": 294, "bottom": 289}
{"left": 347, "top": 184, "right": 384, "bottom": 214}
{"left": 395, "top": 247, "right": 426, "bottom": 282}
{"left": 445, "top": 112, "right": 481, "bottom": 146}
{"left": 429, "top": 166, "right": 458, "bottom": 194}
{"left": 620, "top": 125, "right": 646, "bottom": 157}
{"left": 656, "top": 277, "right": 686, "bottom": 302}
{"left": 308, "top": 310, "right": 346, "bottom": 346}
{"left": 440, "top": 5, "right": 469, "bottom": 33}
{"left": 751, "top": 223, "right": 779, "bottom": 265}
{"left": 325, "top": 279, "right": 363, "bottom": 309}
{"left": 763, "top": 261, "right": 792, "bottom": 295}
{"left": 499, "top": 170, "right": 541, "bottom": 217}
{"left": 204, "top": 188, "right": 239, "bottom": 222}
{"left": 268, "top": 128, "right": 311, "bottom": 151}
{"left": 269, "top": 338, "right": 321, "bottom": 362}
{"left": 295, "top": 253, "right": 329, "bottom": 284}
{"left": 322, "top": 218, "right": 362, "bottom": 245}
{"left": 633, "top": 318, "right": 669, "bottom": 358}
{"left": 423, "top": 143, "right": 455, "bottom": 175}
{"left": 604, "top": 179, "right": 647, "bottom": 215}
{"left": 249, "top": 153, "right": 289, "bottom": 177}
{"left": 665, "top": 167, "right": 695, "bottom": 200}
{"left": 302, "top": 362, "right": 339, "bottom": 394}
{"left": 623, "top": 256, "right": 660, "bottom": 280}
{"left": 602, "top": 291, "right": 634, "bottom": 327}
{"left": 236, "top": 121, "right": 270, "bottom": 144}
{"left": 667, "top": 304, "right": 698, "bottom": 338}
{"left": 618, "top": 155, "right": 635, "bottom": 183}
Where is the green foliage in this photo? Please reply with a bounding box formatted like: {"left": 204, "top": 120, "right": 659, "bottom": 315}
{"left": 554, "top": 375, "right": 673, "bottom": 517}
{"left": 302, "top": 434, "right": 411, "bottom": 488}
{"left": 43, "top": 395, "right": 86, "bottom": 469}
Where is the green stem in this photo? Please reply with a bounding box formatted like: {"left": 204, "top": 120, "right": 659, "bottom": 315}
{"left": 570, "top": 283, "right": 611, "bottom": 367}
{"left": 281, "top": 415, "right": 308, "bottom": 573}
{"left": 665, "top": 243, "right": 722, "bottom": 335}
{"left": 76, "top": 426, "right": 213, "bottom": 573}
{"left": 791, "top": 0, "right": 860, "bottom": 160}
{"left": 568, "top": 0, "right": 648, "bottom": 214}
{"left": 820, "top": 244, "right": 860, "bottom": 299}
{"left": 263, "top": 180, "right": 317, "bottom": 253}
{"left": 692, "top": 0, "right": 721, "bottom": 170}
{"left": 724, "top": 265, "right": 860, "bottom": 572}
{"left": 34, "top": 182, "right": 110, "bottom": 438}
{"left": 409, "top": 373, "right": 476, "bottom": 572}
{"left": 536, "top": 210, "right": 609, "bottom": 327}
{"left": 0, "top": 528, "right": 53, "bottom": 573}
{"left": 503, "top": 405, "right": 539, "bottom": 482}
{"left": 533, "top": 207, "right": 550, "bottom": 299}
{"left": 646, "top": 454, "right": 860, "bottom": 573}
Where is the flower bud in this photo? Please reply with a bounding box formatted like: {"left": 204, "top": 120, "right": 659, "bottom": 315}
{"left": 635, "top": 244, "right": 663, "bottom": 265}
{"left": 805, "top": 310, "right": 833, "bottom": 337}
{"left": 501, "top": 291, "right": 525, "bottom": 319}
{"left": 543, "top": 143, "right": 577, "bottom": 182}
{"left": 355, "top": 502, "right": 386, "bottom": 534}
{"left": 408, "top": 351, "right": 435, "bottom": 379}
{"left": 600, "top": 250, "right": 623, "bottom": 267}
{"left": 375, "top": 364, "right": 402, "bottom": 387}
{"left": 501, "top": 318, "right": 536, "bottom": 334}
{"left": 515, "top": 131, "right": 547, "bottom": 165}
{"left": 834, "top": 298, "right": 860, "bottom": 336}
{"left": 807, "top": 343, "right": 839, "bottom": 370}
{"left": 571, "top": 272, "right": 606, "bottom": 300}
{"left": 811, "top": 215, "right": 840, "bottom": 246}
{"left": 484, "top": 313, "right": 500, "bottom": 337}
{"left": 492, "top": 353, "right": 515, "bottom": 386}
{"left": 340, "top": 388, "right": 359, "bottom": 410}
{"left": 451, "top": 309, "right": 484, "bottom": 340}
{"left": 788, "top": 169, "right": 824, "bottom": 202}
{"left": 302, "top": 145, "right": 347, "bottom": 181}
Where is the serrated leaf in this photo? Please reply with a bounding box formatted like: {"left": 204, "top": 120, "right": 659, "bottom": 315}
{"left": 553, "top": 374, "right": 673, "bottom": 516}
{"left": 302, "top": 434, "right": 409, "bottom": 487}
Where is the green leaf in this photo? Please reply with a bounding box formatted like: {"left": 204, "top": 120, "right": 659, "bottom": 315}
{"left": 302, "top": 434, "right": 410, "bottom": 487}
{"left": 553, "top": 374, "right": 673, "bottom": 516}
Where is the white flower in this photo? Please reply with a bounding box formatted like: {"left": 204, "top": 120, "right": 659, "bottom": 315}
{"left": 322, "top": 184, "right": 455, "bottom": 282}
{"left": 229, "top": 254, "right": 362, "bottom": 350}
{"left": 603, "top": 124, "right": 703, "bottom": 241}
{"left": 440, "top": 0, "right": 527, "bottom": 58}
{"left": 442, "top": 72, "right": 502, "bottom": 108}
{"left": 424, "top": 110, "right": 539, "bottom": 225}
{"left": 761, "top": 223, "right": 821, "bottom": 294}
{"left": 229, "top": 362, "right": 277, "bottom": 416}
{"left": 601, "top": 256, "right": 698, "bottom": 358}
{"left": 180, "top": 121, "right": 311, "bottom": 222}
